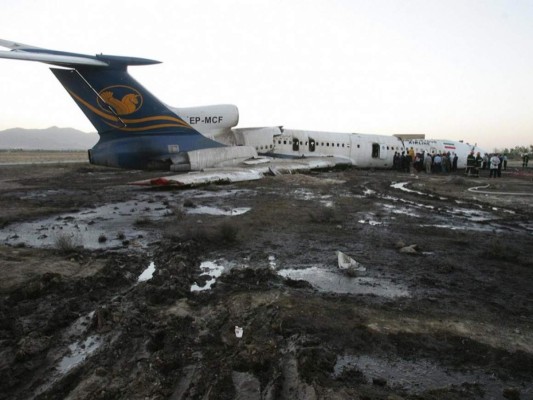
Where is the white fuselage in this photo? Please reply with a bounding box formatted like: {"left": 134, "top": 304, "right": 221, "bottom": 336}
{"left": 170, "top": 103, "right": 483, "bottom": 170}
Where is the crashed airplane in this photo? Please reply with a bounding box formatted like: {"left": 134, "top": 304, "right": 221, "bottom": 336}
{"left": 0, "top": 39, "right": 481, "bottom": 186}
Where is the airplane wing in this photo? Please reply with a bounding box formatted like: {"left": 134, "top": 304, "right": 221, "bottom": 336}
{"left": 130, "top": 157, "right": 351, "bottom": 187}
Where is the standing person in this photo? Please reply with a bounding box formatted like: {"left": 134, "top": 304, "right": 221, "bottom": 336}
{"left": 424, "top": 153, "right": 432, "bottom": 174}
{"left": 452, "top": 153, "right": 458, "bottom": 172}
{"left": 523, "top": 154, "right": 529, "bottom": 168}
{"left": 475, "top": 152, "right": 483, "bottom": 172}
{"left": 482, "top": 153, "right": 489, "bottom": 170}
{"left": 441, "top": 154, "right": 449, "bottom": 173}
{"left": 497, "top": 154, "right": 503, "bottom": 177}
{"left": 490, "top": 154, "right": 500, "bottom": 178}
{"left": 466, "top": 152, "right": 475, "bottom": 175}
{"left": 404, "top": 151, "right": 412, "bottom": 173}
{"left": 408, "top": 147, "right": 415, "bottom": 172}
{"left": 433, "top": 153, "right": 442, "bottom": 173}
{"left": 503, "top": 154, "right": 508, "bottom": 170}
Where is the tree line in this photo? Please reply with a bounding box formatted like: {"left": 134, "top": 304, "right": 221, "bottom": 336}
{"left": 493, "top": 145, "right": 533, "bottom": 159}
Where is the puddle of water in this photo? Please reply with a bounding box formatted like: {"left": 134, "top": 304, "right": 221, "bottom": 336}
{"left": 449, "top": 207, "right": 495, "bottom": 222}
{"left": 0, "top": 196, "right": 172, "bottom": 249}
{"left": 138, "top": 261, "right": 156, "bottom": 282}
{"left": 369, "top": 188, "right": 518, "bottom": 234}
{"left": 518, "top": 222, "right": 533, "bottom": 232}
{"left": 333, "top": 354, "right": 530, "bottom": 398}
{"left": 186, "top": 189, "right": 254, "bottom": 199}
{"left": 391, "top": 181, "right": 430, "bottom": 196}
{"left": 419, "top": 223, "right": 503, "bottom": 233}
{"left": 358, "top": 219, "right": 383, "bottom": 226}
{"left": 185, "top": 206, "right": 251, "bottom": 216}
{"left": 381, "top": 203, "right": 420, "bottom": 217}
{"left": 64, "top": 311, "right": 95, "bottom": 338}
{"left": 391, "top": 182, "right": 448, "bottom": 200}
{"left": 190, "top": 260, "right": 226, "bottom": 292}
{"left": 0, "top": 189, "right": 255, "bottom": 249}
{"left": 17, "top": 189, "right": 80, "bottom": 200}
{"left": 381, "top": 194, "right": 435, "bottom": 210}
{"left": 277, "top": 267, "right": 409, "bottom": 298}
{"left": 57, "top": 335, "right": 102, "bottom": 374}
{"left": 292, "top": 189, "right": 334, "bottom": 206}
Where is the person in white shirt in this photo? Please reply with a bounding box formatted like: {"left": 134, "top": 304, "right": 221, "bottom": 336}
{"left": 489, "top": 154, "right": 500, "bottom": 178}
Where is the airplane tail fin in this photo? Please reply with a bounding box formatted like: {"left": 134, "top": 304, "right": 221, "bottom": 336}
{"left": 0, "top": 40, "right": 229, "bottom": 170}
{"left": 50, "top": 67, "right": 192, "bottom": 136}
{"left": 0, "top": 39, "right": 194, "bottom": 136}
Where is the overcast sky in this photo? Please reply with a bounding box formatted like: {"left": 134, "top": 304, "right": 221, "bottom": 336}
{"left": 1, "top": 0, "right": 532, "bottom": 151}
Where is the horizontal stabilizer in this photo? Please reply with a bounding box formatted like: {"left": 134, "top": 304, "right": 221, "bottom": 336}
{"left": 0, "top": 39, "right": 43, "bottom": 51}
{"left": 0, "top": 50, "right": 108, "bottom": 67}
{"left": 0, "top": 39, "right": 160, "bottom": 68}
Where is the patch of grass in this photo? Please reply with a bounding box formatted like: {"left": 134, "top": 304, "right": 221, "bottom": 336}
{"left": 167, "top": 205, "right": 185, "bottom": 220}
{"left": 215, "top": 221, "right": 239, "bottom": 244}
{"left": 308, "top": 207, "right": 338, "bottom": 223}
{"left": 183, "top": 199, "right": 196, "bottom": 208}
{"left": 53, "top": 232, "right": 83, "bottom": 253}
{"left": 134, "top": 216, "right": 153, "bottom": 227}
{"left": 162, "top": 224, "right": 183, "bottom": 242}
{"left": 482, "top": 238, "right": 519, "bottom": 262}
{"left": 180, "top": 221, "right": 240, "bottom": 245}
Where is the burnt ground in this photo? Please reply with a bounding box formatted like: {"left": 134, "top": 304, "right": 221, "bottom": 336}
{"left": 0, "top": 162, "right": 532, "bottom": 400}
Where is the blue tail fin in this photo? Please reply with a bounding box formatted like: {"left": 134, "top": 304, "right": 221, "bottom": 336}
{"left": 0, "top": 40, "right": 225, "bottom": 169}
{"left": 51, "top": 67, "right": 192, "bottom": 136}
{"left": 51, "top": 66, "right": 227, "bottom": 169}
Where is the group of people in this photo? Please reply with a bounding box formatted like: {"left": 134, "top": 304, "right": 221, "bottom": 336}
{"left": 393, "top": 148, "right": 528, "bottom": 177}
{"left": 468, "top": 152, "right": 506, "bottom": 178}
{"left": 393, "top": 148, "right": 459, "bottom": 174}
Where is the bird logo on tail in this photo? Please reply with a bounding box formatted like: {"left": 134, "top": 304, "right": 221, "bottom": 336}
{"left": 97, "top": 85, "right": 143, "bottom": 116}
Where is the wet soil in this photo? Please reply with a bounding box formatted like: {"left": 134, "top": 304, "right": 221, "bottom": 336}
{"left": 0, "top": 163, "right": 532, "bottom": 400}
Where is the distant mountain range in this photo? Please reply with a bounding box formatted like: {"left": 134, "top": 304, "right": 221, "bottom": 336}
{"left": 0, "top": 127, "right": 99, "bottom": 150}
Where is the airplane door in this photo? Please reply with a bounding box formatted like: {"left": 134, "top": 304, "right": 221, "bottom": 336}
{"left": 309, "top": 138, "right": 316, "bottom": 152}
{"left": 293, "top": 138, "right": 300, "bottom": 152}
{"left": 380, "top": 144, "right": 387, "bottom": 160}
{"left": 371, "top": 143, "right": 387, "bottom": 160}
{"left": 349, "top": 136, "right": 359, "bottom": 166}
{"left": 372, "top": 143, "right": 380, "bottom": 158}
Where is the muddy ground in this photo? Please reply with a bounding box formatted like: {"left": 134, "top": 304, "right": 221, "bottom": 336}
{"left": 0, "top": 162, "right": 532, "bottom": 400}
